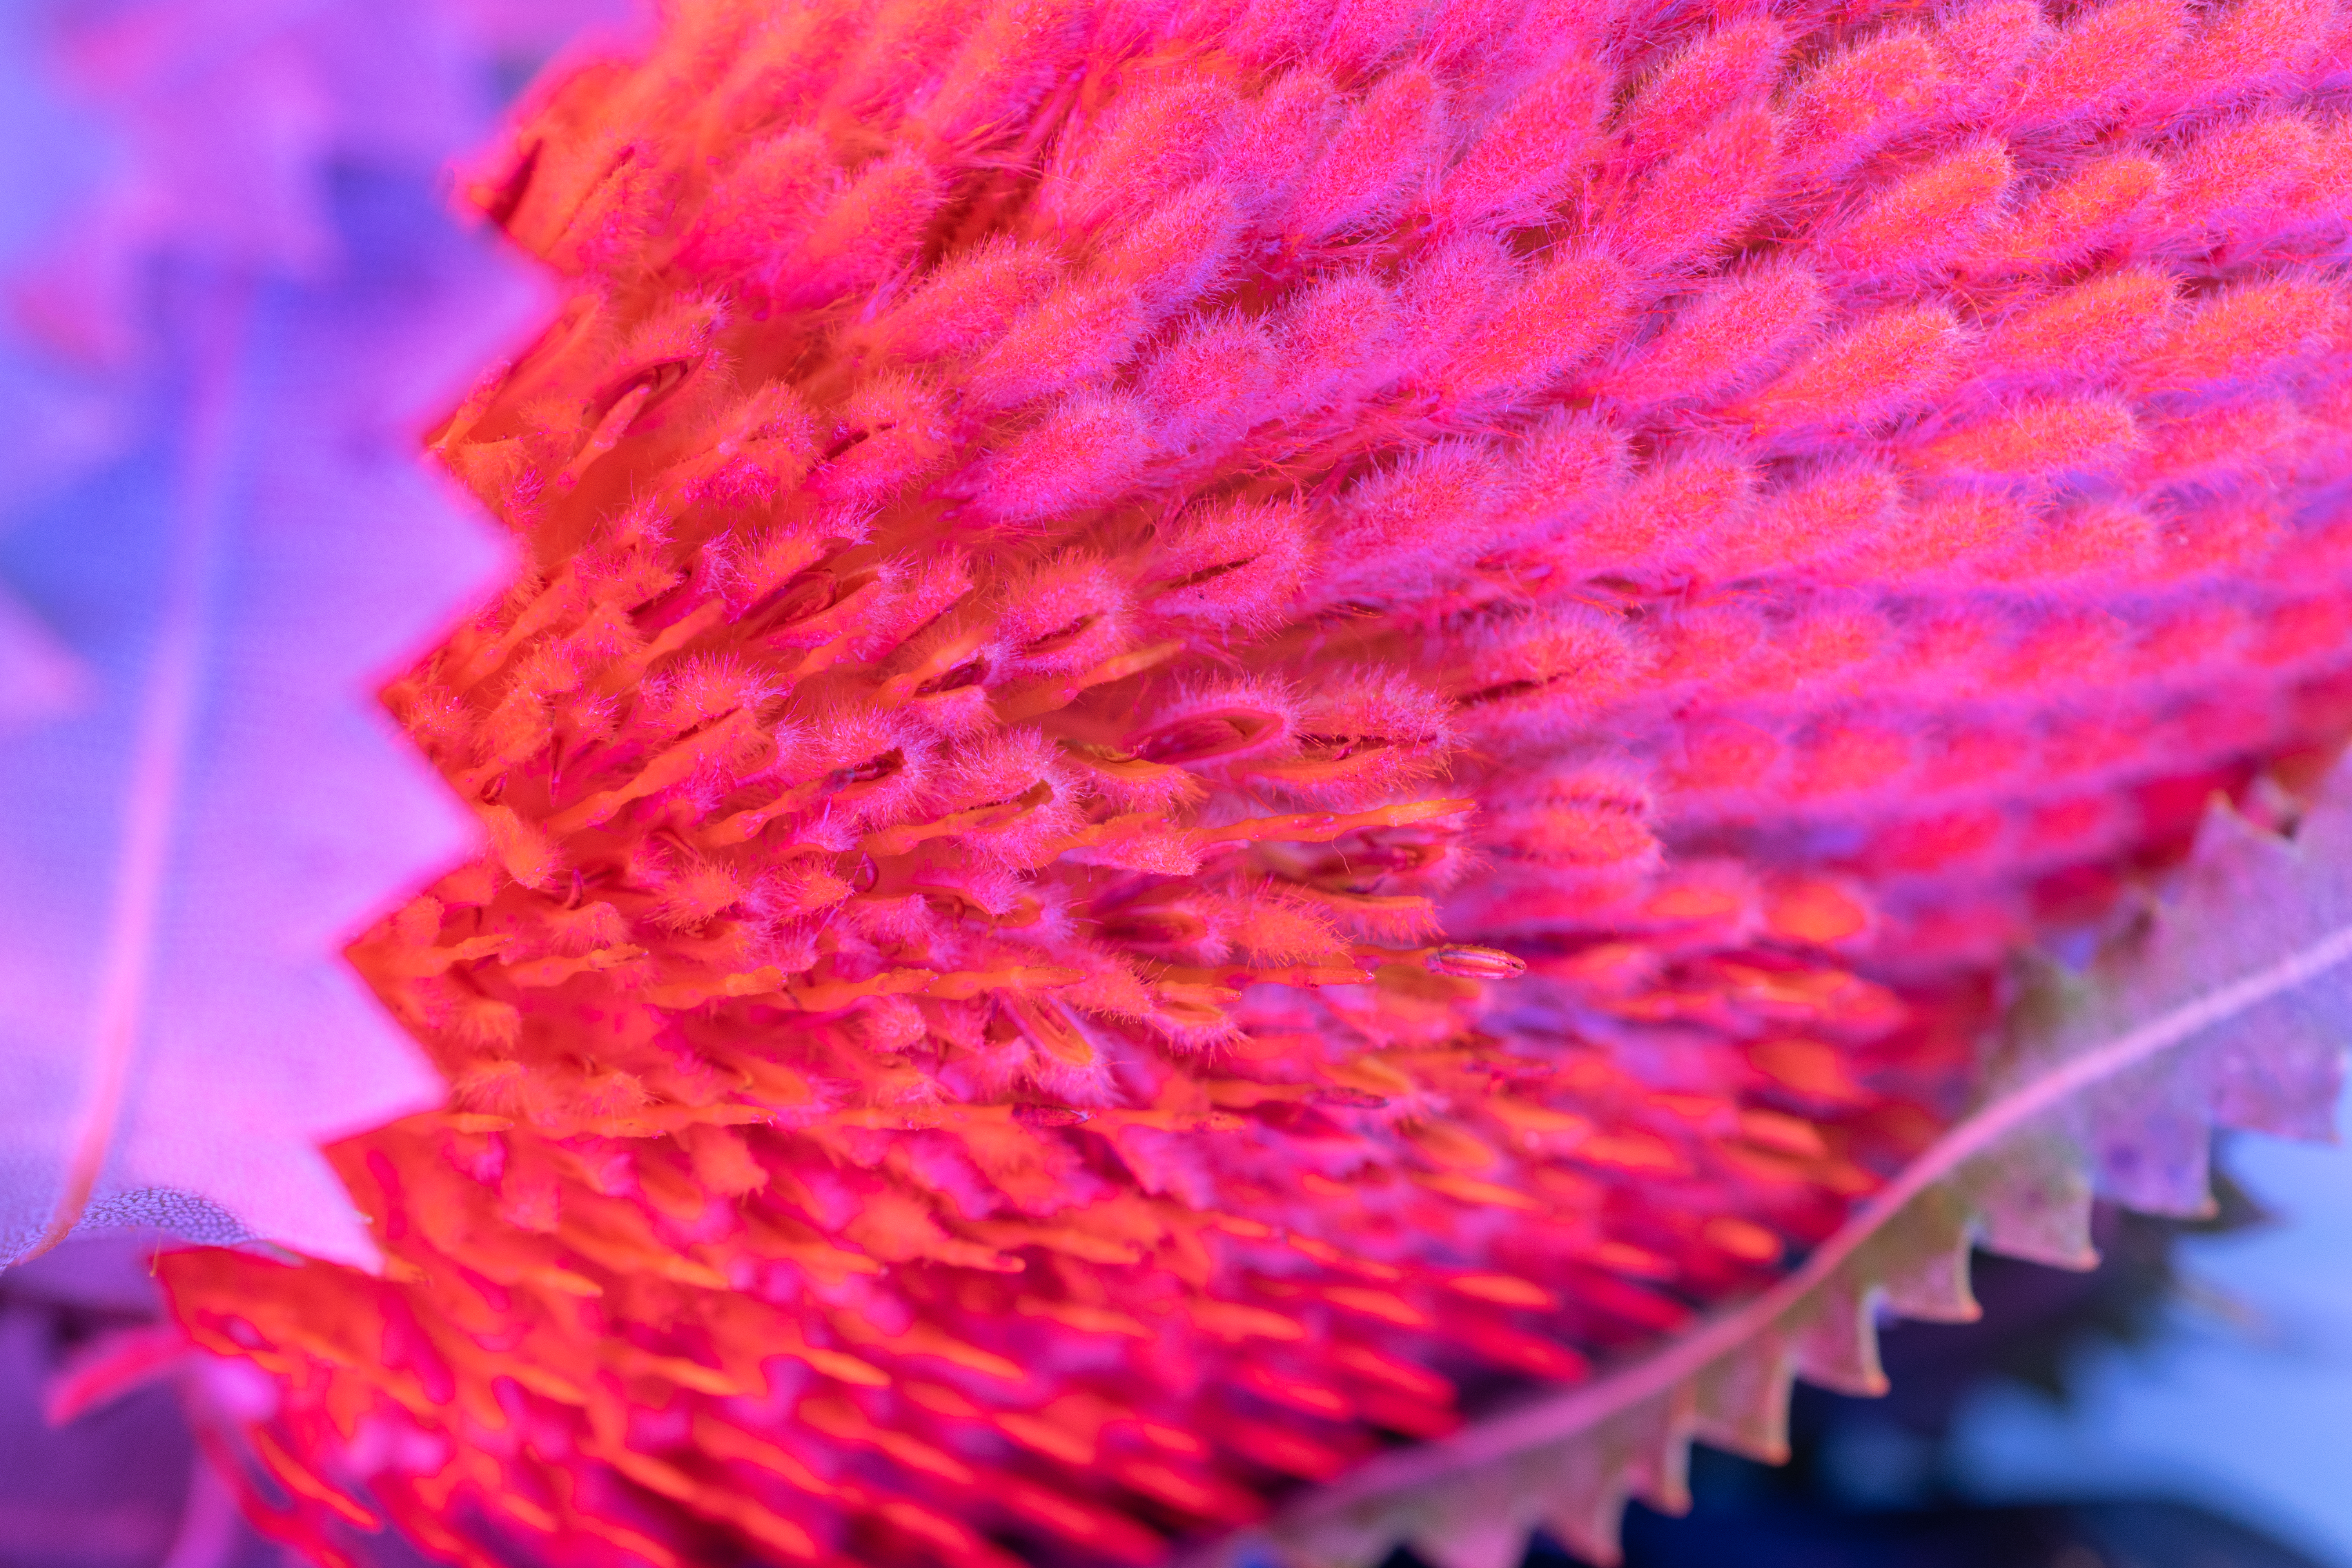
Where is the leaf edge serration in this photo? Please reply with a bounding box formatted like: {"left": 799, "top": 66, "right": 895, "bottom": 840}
{"left": 1210, "top": 768, "right": 2352, "bottom": 1568}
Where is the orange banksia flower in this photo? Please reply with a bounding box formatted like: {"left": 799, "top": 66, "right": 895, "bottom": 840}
{"left": 132, "top": 0, "right": 2352, "bottom": 1563}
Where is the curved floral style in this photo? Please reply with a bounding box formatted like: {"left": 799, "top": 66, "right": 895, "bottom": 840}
{"left": 56, "top": 0, "right": 2352, "bottom": 1564}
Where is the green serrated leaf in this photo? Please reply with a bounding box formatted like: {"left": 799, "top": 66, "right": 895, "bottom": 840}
{"left": 1690, "top": 1327, "right": 1794, "bottom": 1463}
{"left": 1866, "top": 1183, "right": 1979, "bottom": 1324}
{"left": 1788, "top": 1276, "right": 1888, "bottom": 1397}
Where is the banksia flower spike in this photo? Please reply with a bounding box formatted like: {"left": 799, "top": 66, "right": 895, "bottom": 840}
{"left": 84, "top": 0, "right": 2352, "bottom": 1566}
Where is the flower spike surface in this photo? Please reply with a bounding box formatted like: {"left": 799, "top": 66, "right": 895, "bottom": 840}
{"left": 151, "top": 1, "right": 2352, "bottom": 1566}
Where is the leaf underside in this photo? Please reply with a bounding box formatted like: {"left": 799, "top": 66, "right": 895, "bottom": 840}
{"left": 0, "top": 155, "right": 539, "bottom": 1271}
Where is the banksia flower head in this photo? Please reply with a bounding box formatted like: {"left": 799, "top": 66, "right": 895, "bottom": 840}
{"left": 147, "top": 0, "right": 2352, "bottom": 1564}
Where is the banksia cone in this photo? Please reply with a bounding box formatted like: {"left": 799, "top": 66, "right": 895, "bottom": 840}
{"left": 152, "top": 0, "right": 2352, "bottom": 1565}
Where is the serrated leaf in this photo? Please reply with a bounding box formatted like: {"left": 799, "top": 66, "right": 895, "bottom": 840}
{"left": 1217, "top": 766, "right": 2352, "bottom": 1568}
{"left": 0, "top": 14, "right": 546, "bottom": 1269}
{"left": 2206, "top": 1002, "right": 2343, "bottom": 1143}
{"left": 1867, "top": 1183, "right": 1978, "bottom": 1325}
{"left": 1534, "top": 1429, "right": 1638, "bottom": 1568}
{"left": 1964, "top": 1124, "right": 2100, "bottom": 1269}
{"left": 1407, "top": 1458, "right": 1552, "bottom": 1568}
{"left": 1689, "top": 1327, "right": 1794, "bottom": 1463}
{"left": 1788, "top": 1278, "right": 1887, "bottom": 1397}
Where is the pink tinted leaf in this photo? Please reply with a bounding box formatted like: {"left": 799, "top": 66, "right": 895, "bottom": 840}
{"left": 1096, "top": 181, "right": 1245, "bottom": 323}
{"left": 1143, "top": 496, "right": 1315, "bottom": 637}
{"left": 679, "top": 127, "right": 838, "bottom": 280}
{"left": 1269, "top": 269, "right": 1404, "bottom": 419}
{"left": 1, "top": 19, "right": 538, "bottom": 1267}
{"left": 916, "top": 0, "right": 1095, "bottom": 152}
{"left": 1315, "top": 0, "right": 1436, "bottom": 78}
{"left": 1212, "top": 68, "right": 1343, "bottom": 225}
